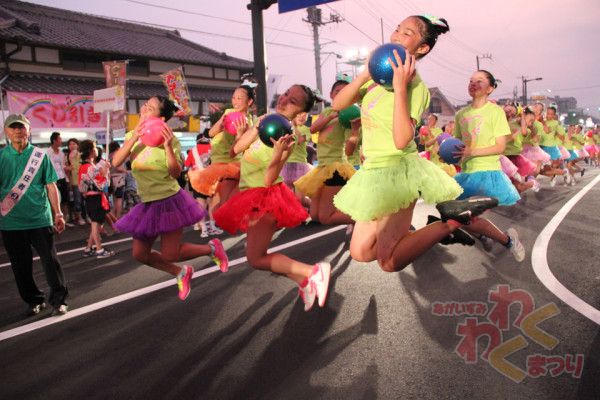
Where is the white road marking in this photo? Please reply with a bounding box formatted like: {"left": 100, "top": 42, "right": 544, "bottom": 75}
{"left": 531, "top": 173, "right": 600, "bottom": 326}
{"left": 0, "top": 225, "right": 345, "bottom": 342}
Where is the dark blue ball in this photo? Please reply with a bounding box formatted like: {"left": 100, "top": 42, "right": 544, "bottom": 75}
{"left": 368, "top": 43, "right": 407, "bottom": 90}
{"left": 439, "top": 137, "right": 465, "bottom": 165}
{"left": 258, "top": 113, "right": 293, "bottom": 147}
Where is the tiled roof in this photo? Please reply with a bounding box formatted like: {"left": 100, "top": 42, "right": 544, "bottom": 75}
{"left": 3, "top": 73, "right": 233, "bottom": 103}
{"left": 0, "top": 0, "right": 253, "bottom": 70}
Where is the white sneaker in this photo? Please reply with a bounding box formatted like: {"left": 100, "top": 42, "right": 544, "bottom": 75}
{"left": 208, "top": 226, "right": 223, "bottom": 235}
{"left": 200, "top": 230, "right": 209, "bottom": 238}
{"left": 530, "top": 178, "right": 540, "bottom": 192}
{"left": 298, "top": 280, "right": 316, "bottom": 311}
{"left": 550, "top": 176, "right": 557, "bottom": 187}
{"left": 506, "top": 228, "right": 525, "bottom": 263}
{"left": 310, "top": 262, "right": 331, "bottom": 308}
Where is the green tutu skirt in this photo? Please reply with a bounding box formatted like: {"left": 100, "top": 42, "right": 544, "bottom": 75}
{"left": 333, "top": 153, "right": 463, "bottom": 221}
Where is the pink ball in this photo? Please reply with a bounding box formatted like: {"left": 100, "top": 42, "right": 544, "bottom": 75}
{"left": 223, "top": 111, "right": 246, "bottom": 135}
{"left": 139, "top": 117, "right": 168, "bottom": 147}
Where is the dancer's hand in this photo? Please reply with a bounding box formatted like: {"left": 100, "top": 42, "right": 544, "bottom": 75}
{"left": 160, "top": 125, "right": 175, "bottom": 148}
{"left": 390, "top": 50, "right": 416, "bottom": 92}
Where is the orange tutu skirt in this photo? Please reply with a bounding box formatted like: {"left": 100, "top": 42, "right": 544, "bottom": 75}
{"left": 189, "top": 162, "right": 240, "bottom": 196}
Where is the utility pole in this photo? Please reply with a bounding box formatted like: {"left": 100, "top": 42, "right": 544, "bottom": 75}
{"left": 476, "top": 53, "right": 492, "bottom": 70}
{"left": 522, "top": 76, "right": 543, "bottom": 106}
{"left": 247, "top": 0, "right": 277, "bottom": 114}
{"left": 304, "top": 6, "right": 342, "bottom": 105}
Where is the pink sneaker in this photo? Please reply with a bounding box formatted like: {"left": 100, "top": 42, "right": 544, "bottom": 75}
{"left": 310, "top": 262, "right": 331, "bottom": 308}
{"left": 209, "top": 239, "right": 229, "bottom": 272}
{"left": 177, "top": 265, "right": 194, "bottom": 300}
{"left": 298, "top": 278, "right": 316, "bottom": 312}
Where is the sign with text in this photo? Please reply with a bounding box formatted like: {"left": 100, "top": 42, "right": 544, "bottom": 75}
{"left": 93, "top": 86, "right": 125, "bottom": 113}
{"left": 7, "top": 91, "right": 104, "bottom": 129}
{"left": 278, "top": 0, "right": 338, "bottom": 13}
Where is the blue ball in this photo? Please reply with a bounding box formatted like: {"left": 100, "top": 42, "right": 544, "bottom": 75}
{"left": 368, "top": 43, "right": 407, "bottom": 90}
{"left": 438, "top": 137, "right": 465, "bottom": 165}
{"left": 258, "top": 113, "right": 293, "bottom": 147}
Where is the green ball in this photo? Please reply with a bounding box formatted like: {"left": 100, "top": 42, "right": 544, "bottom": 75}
{"left": 258, "top": 113, "right": 293, "bottom": 147}
{"left": 338, "top": 105, "right": 361, "bottom": 128}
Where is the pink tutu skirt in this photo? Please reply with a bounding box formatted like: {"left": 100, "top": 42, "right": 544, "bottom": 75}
{"left": 584, "top": 145, "right": 597, "bottom": 157}
{"left": 115, "top": 189, "right": 206, "bottom": 242}
{"left": 507, "top": 155, "right": 537, "bottom": 178}
{"left": 213, "top": 182, "right": 308, "bottom": 234}
{"left": 522, "top": 144, "right": 551, "bottom": 164}
{"left": 558, "top": 146, "right": 570, "bottom": 160}
{"left": 576, "top": 148, "right": 588, "bottom": 158}
{"left": 500, "top": 155, "right": 518, "bottom": 178}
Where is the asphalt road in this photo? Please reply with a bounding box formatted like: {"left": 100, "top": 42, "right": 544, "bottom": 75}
{"left": 0, "top": 169, "right": 598, "bottom": 400}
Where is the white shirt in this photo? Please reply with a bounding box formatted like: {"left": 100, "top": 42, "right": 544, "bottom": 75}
{"left": 46, "top": 147, "right": 66, "bottom": 180}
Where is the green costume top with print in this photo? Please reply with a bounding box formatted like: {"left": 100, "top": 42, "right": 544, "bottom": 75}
{"left": 537, "top": 120, "right": 556, "bottom": 147}
{"left": 504, "top": 119, "right": 524, "bottom": 156}
{"left": 315, "top": 107, "right": 348, "bottom": 166}
{"left": 359, "top": 74, "right": 430, "bottom": 169}
{"left": 287, "top": 125, "right": 311, "bottom": 163}
{"left": 211, "top": 109, "right": 253, "bottom": 163}
{"left": 0, "top": 144, "right": 58, "bottom": 230}
{"left": 453, "top": 101, "right": 511, "bottom": 173}
{"left": 126, "top": 130, "right": 182, "bottom": 203}
{"left": 239, "top": 139, "right": 282, "bottom": 190}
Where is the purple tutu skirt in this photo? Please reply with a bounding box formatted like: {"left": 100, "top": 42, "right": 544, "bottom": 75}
{"left": 115, "top": 189, "right": 206, "bottom": 242}
{"left": 281, "top": 162, "right": 313, "bottom": 186}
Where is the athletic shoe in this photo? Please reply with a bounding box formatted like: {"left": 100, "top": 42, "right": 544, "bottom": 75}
{"left": 436, "top": 196, "right": 499, "bottom": 225}
{"left": 427, "top": 215, "right": 474, "bottom": 246}
{"left": 83, "top": 247, "right": 95, "bottom": 257}
{"left": 95, "top": 249, "right": 114, "bottom": 258}
{"left": 208, "top": 226, "right": 223, "bottom": 236}
{"left": 310, "top": 262, "right": 331, "bottom": 308}
{"left": 209, "top": 239, "right": 229, "bottom": 272}
{"left": 193, "top": 223, "right": 200, "bottom": 231}
{"left": 298, "top": 279, "right": 316, "bottom": 311}
{"left": 478, "top": 235, "right": 494, "bottom": 252}
{"left": 27, "top": 302, "right": 46, "bottom": 316}
{"left": 177, "top": 265, "right": 194, "bottom": 300}
{"left": 530, "top": 178, "right": 540, "bottom": 193}
{"left": 506, "top": 228, "right": 525, "bottom": 262}
{"left": 581, "top": 168, "right": 586, "bottom": 177}
{"left": 51, "top": 304, "right": 68, "bottom": 316}
{"left": 550, "top": 176, "right": 557, "bottom": 187}
{"left": 200, "top": 229, "right": 209, "bottom": 238}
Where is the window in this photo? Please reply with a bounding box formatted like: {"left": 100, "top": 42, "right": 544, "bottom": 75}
{"left": 429, "top": 98, "right": 442, "bottom": 114}
{"left": 61, "top": 51, "right": 103, "bottom": 72}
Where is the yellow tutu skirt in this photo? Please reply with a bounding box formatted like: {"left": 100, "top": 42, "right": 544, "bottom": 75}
{"left": 333, "top": 153, "right": 463, "bottom": 222}
{"left": 189, "top": 162, "right": 240, "bottom": 196}
{"left": 293, "top": 161, "right": 356, "bottom": 198}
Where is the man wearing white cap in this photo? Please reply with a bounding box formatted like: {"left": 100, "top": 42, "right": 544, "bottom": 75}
{"left": 0, "top": 114, "right": 69, "bottom": 316}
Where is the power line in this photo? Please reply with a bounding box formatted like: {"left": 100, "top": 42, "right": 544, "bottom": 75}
{"left": 324, "top": 4, "right": 380, "bottom": 45}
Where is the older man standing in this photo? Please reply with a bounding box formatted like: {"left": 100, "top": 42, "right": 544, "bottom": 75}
{"left": 0, "top": 114, "right": 68, "bottom": 316}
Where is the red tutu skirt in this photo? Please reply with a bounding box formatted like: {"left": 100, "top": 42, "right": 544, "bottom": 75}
{"left": 213, "top": 182, "right": 308, "bottom": 234}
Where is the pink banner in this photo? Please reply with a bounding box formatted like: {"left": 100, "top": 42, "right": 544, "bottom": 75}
{"left": 7, "top": 91, "right": 105, "bottom": 129}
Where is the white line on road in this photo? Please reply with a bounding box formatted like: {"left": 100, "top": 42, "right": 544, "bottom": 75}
{"left": 0, "top": 237, "right": 134, "bottom": 269}
{"left": 0, "top": 225, "right": 346, "bottom": 342}
{"left": 531, "top": 173, "right": 600, "bottom": 326}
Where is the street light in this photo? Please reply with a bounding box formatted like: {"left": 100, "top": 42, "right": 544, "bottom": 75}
{"left": 521, "top": 76, "right": 542, "bottom": 106}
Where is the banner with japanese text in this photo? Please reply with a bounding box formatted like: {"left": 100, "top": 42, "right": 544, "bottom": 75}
{"left": 7, "top": 91, "right": 104, "bottom": 129}
{"left": 160, "top": 66, "right": 192, "bottom": 117}
{"left": 102, "top": 60, "right": 128, "bottom": 134}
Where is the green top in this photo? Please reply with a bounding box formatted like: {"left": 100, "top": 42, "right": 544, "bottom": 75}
{"left": 316, "top": 107, "right": 348, "bottom": 166}
{"left": 454, "top": 101, "right": 511, "bottom": 173}
{"left": 504, "top": 119, "right": 524, "bottom": 156}
{"left": 537, "top": 120, "right": 556, "bottom": 147}
{"left": 521, "top": 127, "right": 537, "bottom": 146}
{"left": 0, "top": 144, "right": 57, "bottom": 230}
{"left": 287, "top": 125, "right": 311, "bottom": 163}
{"left": 570, "top": 133, "right": 585, "bottom": 149}
{"left": 211, "top": 108, "right": 253, "bottom": 163}
{"left": 239, "top": 139, "right": 282, "bottom": 190}
{"left": 127, "top": 131, "right": 183, "bottom": 203}
{"left": 422, "top": 126, "right": 443, "bottom": 152}
{"left": 359, "top": 74, "right": 430, "bottom": 168}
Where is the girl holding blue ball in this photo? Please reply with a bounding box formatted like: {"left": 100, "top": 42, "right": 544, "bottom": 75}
{"left": 332, "top": 15, "right": 498, "bottom": 272}
{"left": 213, "top": 85, "right": 332, "bottom": 312}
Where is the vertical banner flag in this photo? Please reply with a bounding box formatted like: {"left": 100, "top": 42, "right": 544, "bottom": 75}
{"left": 160, "top": 67, "right": 192, "bottom": 117}
{"left": 102, "top": 60, "right": 128, "bottom": 135}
